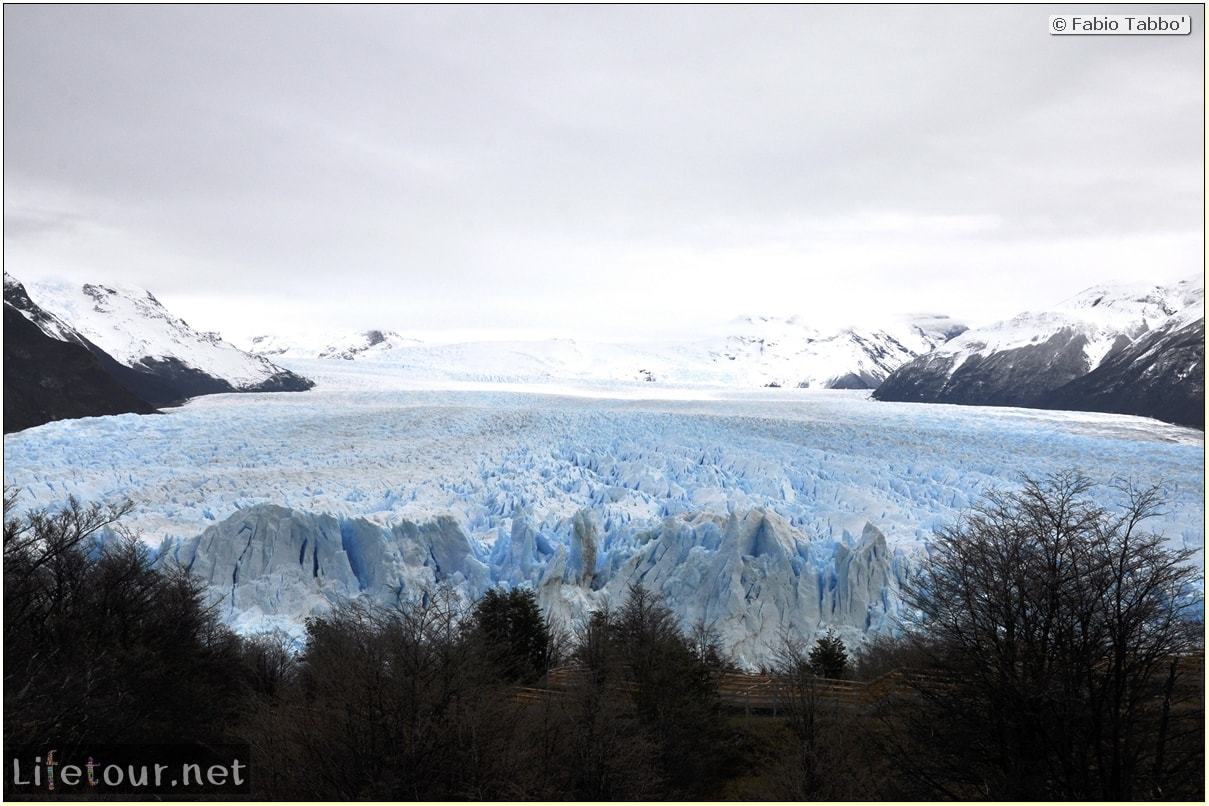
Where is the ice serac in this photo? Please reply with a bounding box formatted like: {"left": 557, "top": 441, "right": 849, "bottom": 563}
{"left": 160, "top": 505, "right": 360, "bottom": 629}
{"left": 156, "top": 504, "right": 497, "bottom": 626}
{"left": 389, "top": 516, "right": 492, "bottom": 594}
{"left": 565, "top": 509, "right": 599, "bottom": 586}
{"left": 831, "top": 523, "right": 894, "bottom": 630}
{"left": 585, "top": 509, "right": 903, "bottom": 661}
{"left": 161, "top": 498, "right": 906, "bottom": 668}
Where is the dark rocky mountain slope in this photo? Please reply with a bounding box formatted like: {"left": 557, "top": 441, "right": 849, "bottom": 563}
{"left": 874, "top": 280, "right": 1204, "bottom": 429}
{"left": 5, "top": 274, "right": 314, "bottom": 417}
{"left": 4, "top": 304, "right": 158, "bottom": 433}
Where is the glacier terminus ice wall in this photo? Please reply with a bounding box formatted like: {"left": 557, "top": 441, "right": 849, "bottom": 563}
{"left": 159, "top": 502, "right": 904, "bottom": 665}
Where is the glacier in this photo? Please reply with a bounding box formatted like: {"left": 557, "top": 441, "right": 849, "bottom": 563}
{"left": 3, "top": 361, "right": 1202, "bottom": 667}
{"left": 241, "top": 311, "right": 967, "bottom": 390}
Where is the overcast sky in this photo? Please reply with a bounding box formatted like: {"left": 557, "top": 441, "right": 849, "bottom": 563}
{"left": 4, "top": 4, "right": 1204, "bottom": 344}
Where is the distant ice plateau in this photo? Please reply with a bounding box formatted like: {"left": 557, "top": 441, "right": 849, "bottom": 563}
{"left": 4, "top": 362, "right": 1201, "bottom": 668}
{"left": 243, "top": 311, "right": 968, "bottom": 391}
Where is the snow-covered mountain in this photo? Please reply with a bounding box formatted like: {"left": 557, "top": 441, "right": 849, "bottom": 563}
{"left": 1036, "top": 306, "right": 1204, "bottom": 428}
{"left": 874, "top": 279, "right": 1205, "bottom": 428}
{"left": 249, "top": 329, "right": 422, "bottom": 360}
{"left": 8, "top": 274, "right": 314, "bottom": 408}
{"left": 4, "top": 275, "right": 86, "bottom": 344}
{"left": 246, "top": 313, "right": 967, "bottom": 390}
{"left": 318, "top": 329, "right": 423, "bottom": 360}
{"left": 703, "top": 313, "right": 967, "bottom": 388}
{"left": 3, "top": 285, "right": 158, "bottom": 432}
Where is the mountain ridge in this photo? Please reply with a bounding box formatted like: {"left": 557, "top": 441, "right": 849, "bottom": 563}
{"left": 3, "top": 301, "right": 159, "bottom": 433}
{"left": 245, "top": 313, "right": 969, "bottom": 391}
{"left": 4, "top": 274, "right": 314, "bottom": 431}
{"left": 873, "top": 278, "right": 1204, "bottom": 428}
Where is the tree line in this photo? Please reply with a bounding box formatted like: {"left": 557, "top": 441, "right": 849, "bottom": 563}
{"left": 3, "top": 471, "right": 1203, "bottom": 799}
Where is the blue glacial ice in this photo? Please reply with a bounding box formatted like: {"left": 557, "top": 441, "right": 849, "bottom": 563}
{"left": 3, "top": 380, "right": 1202, "bottom": 668}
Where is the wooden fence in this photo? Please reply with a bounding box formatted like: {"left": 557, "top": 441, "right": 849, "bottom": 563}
{"left": 527, "top": 665, "right": 910, "bottom": 714}
{"left": 521, "top": 656, "right": 1203, "bottom": 715}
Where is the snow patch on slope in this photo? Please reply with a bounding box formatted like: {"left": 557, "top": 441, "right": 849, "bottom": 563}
{"left": 23, "top": 279, "right": 297, "bottom": 388}
{"left": 4, "top": 273, "right": 83, "bottom": 343}
{"left": 936, "top": 279, "right": 1203, "bottom": 376}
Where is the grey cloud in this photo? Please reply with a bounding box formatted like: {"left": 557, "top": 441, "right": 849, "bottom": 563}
{"left": 4, "top": 4, "right": 1202, "bottom": 338}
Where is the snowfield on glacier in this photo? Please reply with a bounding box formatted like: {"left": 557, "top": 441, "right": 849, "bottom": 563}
{"left": 241, "top": 310, "right": 968, "bottom": 390}
{"left": 3, "top": 357, "right": 1203, "bottom": 667}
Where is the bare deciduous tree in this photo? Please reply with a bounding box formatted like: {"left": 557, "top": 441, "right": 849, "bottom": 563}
{"left": 894, "top": 471, "right": 1203, "bottom": 800}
